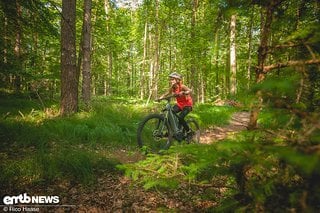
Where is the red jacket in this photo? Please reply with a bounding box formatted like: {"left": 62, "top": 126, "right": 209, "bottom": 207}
{"left": 172, "top": 84, "right": 193, "bottom": 110}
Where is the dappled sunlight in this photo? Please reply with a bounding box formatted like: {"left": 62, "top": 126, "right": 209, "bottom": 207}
{"left": 201, "top": 112, "right": 250, "bottom": 144}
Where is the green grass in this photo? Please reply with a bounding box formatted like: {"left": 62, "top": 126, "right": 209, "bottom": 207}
{"left": 0, "top": 148, "right": 119, "bottom": 187}
{"left": 0, "top": 95, "right": 141, "bottom": 190}
{"left": 193, "top": 104, "right": 236, "bottom": 128}
{"left": 0, "top": 93, "right": 236, "bottom": 191}
{"left": 4, "top": 93, "right": 319, "bottom": 211}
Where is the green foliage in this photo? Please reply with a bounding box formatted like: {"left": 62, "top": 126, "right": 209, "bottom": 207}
{"left": 0, "top": 0, "right": 319, "bottom": 210}
{"left": 253, "top": 73, "right": 300, "bottom": 99}
{"left": 193, "top": 104, "right": 236, "bottom": 128}
{"left": 0, "top": 95, "right": 143, "bottom": 189}
{"left": 0, "top": 0, "right": 60, "bottom": 91}
{"left": 284, "top": 22, "right": 320, "bottom": 44}
{"left": 258, "top": 108, "right": 292, "bottom": 129}
{"left": 270, "top": 146, "right": 320, "bottom": 175}
{"left": 118, "top": 153, "right": 181, "bottom": 190}
{"left": 121, "top": 127, "right": 320, "bottom": 211}
{"left": 1, "top": 95, "right": 227, "bottom": 190}
{"left": 0, "top": 148, "right": 119, "bottom": 187}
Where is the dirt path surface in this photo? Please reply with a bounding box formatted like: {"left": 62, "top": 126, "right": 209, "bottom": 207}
{"left": 51, "top": 175, "right": 207, "bottom": 212}
{"left": 201, "top": 111, "right": 250, "bottom": 144}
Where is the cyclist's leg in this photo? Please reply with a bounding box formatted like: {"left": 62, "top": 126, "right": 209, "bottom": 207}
{"left": 172, "top": 105, "right": 181, "bottom": 113}
{"left": 178, "top": 106, "right": 192, "bottom": 132}
{"left": 172, "top": 105, "right": 184, "bottom": 129}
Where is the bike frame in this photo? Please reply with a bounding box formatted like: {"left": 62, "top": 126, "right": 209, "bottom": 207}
{"left": 159, "top": 96, "right": 183, "bottom": 137}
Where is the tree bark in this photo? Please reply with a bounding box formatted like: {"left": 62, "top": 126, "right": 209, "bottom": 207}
{"left": 81, "top": 0, "right": 92, "bottom": 105}
{"left": 190, "top": 0, "right": 198, "bottom": 95}
{"left": 212, "top": 11, "right": 222, "bottom": 97}
{"left": 14, "top": 0, "right": 22, "bottom": 92}
{"left": 214, "top": 29, "right": 220, "bottom": 96}
{"left": 153, "top": 0, "right": 160, "bottom": 98}
{"left": 60, "top": 0, "right": 78, "bottom": 116}
{"left": 146, "top": 0, "right": 160, "bottom": 103}
{"left": 247, "top": 7, "right": 254, "bottom": 89}
{"left": 104, "top": 0, "right": 113, "bottom": 95}
{"left": 140, "top": 21, "right": 148, "bottom": 99}
{"left": 248, "top": 0, "right": 282, "bottom": 129}
{"left": 230, "top": 14, "right": 237, "bottom": 96}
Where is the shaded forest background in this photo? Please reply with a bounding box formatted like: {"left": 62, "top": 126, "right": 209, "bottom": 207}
{"left": 1, "top": 0, "right": 318, "bottom": 107}
{"left": 1, "top": 0, "right": 320, "bottom": 211}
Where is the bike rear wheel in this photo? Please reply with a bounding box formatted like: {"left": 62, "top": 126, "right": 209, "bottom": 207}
{"left": 137, "top": 114, "right": 172, "bottom": 153}
{"left": 186, "top": 118, "right": 200, "bottom": 144}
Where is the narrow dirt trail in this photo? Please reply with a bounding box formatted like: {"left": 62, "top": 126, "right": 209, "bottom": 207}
{"left": 201, "top": 111, "right": 250, "bottom": 144}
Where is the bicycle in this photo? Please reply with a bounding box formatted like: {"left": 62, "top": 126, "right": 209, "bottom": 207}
{"left": 137, "top": 95, "right": 200, "bottom": 153}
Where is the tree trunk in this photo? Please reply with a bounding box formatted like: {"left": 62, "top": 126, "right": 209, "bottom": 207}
{"left": 81, "top": 0, "right": 92, "bottom": 105}
{"left": 153, "top": 0, "right": 160, "bottom": 98}
{"left": 225, "top": 44, "right": 230, "bottom": 98}
{"left": 214, "top": 28, "right": 220, "bottom": 96}
{"left": 247, "top": 8, "right": 254, "bottom": 89}
{"left": 2, "top": 4, "right": 9, "bottom": 87}
{"left": 190, "top": 0, "right": 198, "bottom": 95}
{"left": 200, "top": 71, "right": 205, "bottom": 103}
{"left": 60, "top": 0, "right": 78, "bottom": 116}
{"left": 212, "top": 11, "right": 223, "bottom": 98}
{"left": 3, "top": 16, "right": 8, "bottom": 64}
{"left": 104, "top": 0, "right": 112, "bottom": 95}
{"left": 140, "top": 21, "right": 148, "bottom": 99}
{"left": 147, "top": 0, "right": 160, "bottom": 103}
{"left": 248, "top": 0, "right": 281, "bottom": 129}
{"left": 230, "top": 14, "right": 237, "bottom": 96}
{"left": 14, "top": 0, "right": 22, "bottom": 92}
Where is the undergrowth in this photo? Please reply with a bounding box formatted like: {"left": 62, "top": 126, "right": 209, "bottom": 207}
{"left": 3, "top": 92, "right": 318, "bottom": 211}
{"left": 0, "top": 93, "right": 235, "bottom": 193}
{"left": 120, "top": 104, "right": 320, "bottom": 211}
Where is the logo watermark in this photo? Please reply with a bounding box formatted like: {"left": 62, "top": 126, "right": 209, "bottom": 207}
{"left": 3, "top": 193, "right": 59, "bottom": 205}
{"left": 1, "top": 193, "right": 75, "bottom": 212}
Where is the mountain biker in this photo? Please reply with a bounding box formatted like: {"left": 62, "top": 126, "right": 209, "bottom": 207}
{"left": 159, "top": 72, "right": 193, "bottom": 138}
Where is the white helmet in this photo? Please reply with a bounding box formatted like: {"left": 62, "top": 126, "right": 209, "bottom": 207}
{"left": 168, "top": 72, "right": 182, "bottom": 80}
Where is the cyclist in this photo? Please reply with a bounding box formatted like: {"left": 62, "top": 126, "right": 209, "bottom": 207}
{"left": 159, "top": 72, "right": 193, "bottom": 138}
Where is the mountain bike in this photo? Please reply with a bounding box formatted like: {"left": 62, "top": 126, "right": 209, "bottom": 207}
{"left": 137, "top": 95, "right": 200, "bottom": 153}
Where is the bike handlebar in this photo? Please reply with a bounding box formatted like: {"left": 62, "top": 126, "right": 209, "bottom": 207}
{"left": 156, "top": 95, "right": 177, "bottom": 102}
{"left": 156, "top": 92, "right": 188, "bottom": 102}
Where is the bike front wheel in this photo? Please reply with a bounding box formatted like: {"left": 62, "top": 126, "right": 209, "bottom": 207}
{"left": 186, "top": 118, "right": 201, "bottom": 144}
{"left": 137, "top": 114, "right": 172, "bottom": 153}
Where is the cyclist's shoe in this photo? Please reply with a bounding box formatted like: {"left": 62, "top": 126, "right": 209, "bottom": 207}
{"left": 185, "top": 130, "right": 195, "bottom": 143}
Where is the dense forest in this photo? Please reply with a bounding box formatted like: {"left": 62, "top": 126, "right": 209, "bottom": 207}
{"left": 1, "top": 0, "right": 320, "bottom": 211}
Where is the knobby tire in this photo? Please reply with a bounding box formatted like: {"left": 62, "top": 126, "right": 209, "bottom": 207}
{"left": 137, "top": 114, "right": 172, "bottom": 153}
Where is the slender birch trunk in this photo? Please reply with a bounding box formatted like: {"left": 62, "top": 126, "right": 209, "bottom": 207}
{"left": 230, "top": 14, "right": 237, "bottom": 96}
{"left": 104, "top": 0, "right": 112, "bottom": 95}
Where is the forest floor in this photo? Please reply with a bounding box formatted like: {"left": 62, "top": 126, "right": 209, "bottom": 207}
{"left": 201, "top": 111, "right": 250, "bottom": 144}
{"left": 6, "top": 111, "right": 250, "bottom": 212}
{"left": 45, "top": 111, "right": 251, "bottom": 212}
